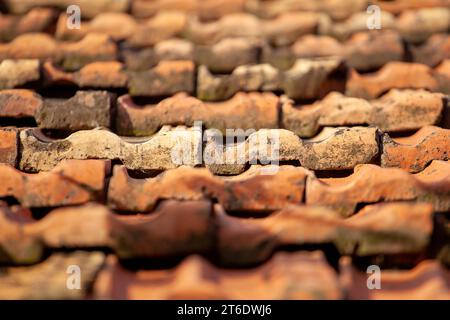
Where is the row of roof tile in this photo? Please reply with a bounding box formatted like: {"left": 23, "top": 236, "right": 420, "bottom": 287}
{"left": 0, "top": 157, "right": 449, "bottom": 215}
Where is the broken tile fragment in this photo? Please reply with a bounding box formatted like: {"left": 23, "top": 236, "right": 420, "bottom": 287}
{"left": 108, "top": 165, "right": 310, "bottom": 212}
{"left": 306, "top": 160, "right": 450, "bottom": 216}
{"left": 19, "top": 127, "right": 201, "bottom": 172}
{"left": 128, "top": 60, "right": 195, "bottom": 96}
{"left": 116, "top": 92, "right": 279, "bottom": 136}
{"left": 0, "top": 251, "right": 105, "bottom": 299}
{"left": 382, "top": 126, "right": 450, "bottom": 173}
{"left": 0, "top": 159, "right": 110, "bottom": 207}
{"left": 93, "top": 251, "right": 342, "bottom": 299}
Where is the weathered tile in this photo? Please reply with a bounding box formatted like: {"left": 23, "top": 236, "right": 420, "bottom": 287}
{"left": 397, "top": 7, "right": 450, "bottom": 43}
{"left": 282, "top": 90, "right": 445, "bottom": 137}
{"left": 93, "top": 251, "right": 342, "bottom": 299}
{"left": 0, "top": 251, "right": 105, "bottom": 299}
{"left": 0, "top": 59, "right": 40, "bottom": 89}
{"left": 0, "top": 201, "right": 213, "bottom": 264}
{"left": 0, "top": 8, "right": 56, "bottom": 42}
{"left": 340, "top": 257, "right": 450, "bottom": 299}
{"left": 0, "top": 159, "right": 110, "bottom": 207}
{"left": 306, "top": 160, "right": 450, "bottom": 216}
{"left": 116, "top": 92, "right": 279, "bottom": 136}
{"left": 0, "top": 127, "right": 19, "bottom": 166}
{"left": 382, "top": 126, "right": 450, "bottom": 173}
{"left": 108, "top": 165, "right": 311, "bottom": 212}
{"left": 204, "top": 127, "right": 379, "bottom": 174}
{"left": 19, "top": 127, "right": 202, "bottom": 172}
{"left": 346, "top": 62, "right": 444, "bottom": 99}
{"left": 217, "top": 202, "right": 433, "bottom": 265}
{"left": 128, "top": 60, "right": 195, "bottom": 96}
{"left": 3, "top": 0, "right": 130, "bottom": 18}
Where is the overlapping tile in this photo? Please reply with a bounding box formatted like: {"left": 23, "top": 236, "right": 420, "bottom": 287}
{"left": 0, "top": 127, "right": 18, "bottom": 166}
{"left": 0, "top": 59, "right": 40, "bottom": 89}
{"left": 131, "top": 0, "right": 245, "bottom": 20}
{"left": 18, "top": 126, "right": 201, "bottom": 172}
{"left": 306, "top": 160, "right": 450, "bottom": 216}
{"left": 93, "top": 251, "right": 342, "bottom": 300}
{"left": 116, "top": 92, "right": 279, "bottom": 136}
{"left": 204, "top": 127, "right": 379, "bottom": 174}
{"left": 346, "top": 61, "right": 450, "bottom": 99}
{"left": 43, "top": 61, "right": 128, "bottom": 88}
{"left": 108, "top": 165, "right": 310, "bottom": 212}
{"left": 0, "top": 8, "right": 56, "bottom": 42}
{"left": 217, "top": 202, "right": 433, "bottom": 265}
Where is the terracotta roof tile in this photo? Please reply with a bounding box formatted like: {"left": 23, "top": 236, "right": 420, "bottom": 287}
{"left": 0, "top": 59, "right": 40, "bottom": 89}
{"left": 116, "top": 92, "right": 279, "bottom": 136}
{"left": 346, "top": 62, "right": 448, "bottom": 99}
{"left": 0, "top": 251, "right": 105, "bottom": 299}
{"left": 0, "top": 127, "right": 18, "bottom": 166}
{"left": 306, "top": 160, "right": 450, "bottom": 216}
{"left": 282, "top": 90, "right": 445, "bottom": 137}
{"left": 341, "top": 257, "right": 450, "bottom": 299}
{"left": 0, "top": 33, "right": 118, "bottom": 71}
{"left": 108, "top": 165, "right": 310, "bottom": 212}
{"left": 18, "top": 127, "right": 202, "bottom": 172}
{"left": 381, "top": 126, "right": 450, "bottom": 172}
{"left": 0, "top": 159, "right": 109, "bottom": 207}
{"left": 0, "top": 201, "right": 213, "bottom": 264}
{"left": 128, "top": 60, "right": 195, "bottom": 96}
{"left": 0, "top": 8, "right": 56, "bottom": 42}
{"left": 0, "top": 1, "right": 449, "bottom": 300}
{"left": 205, "top": 127, "right": 379, "bottom": 174}
{"left": 198, "top": 58, "right": 345, "bottom": 101}
{"left": 93, "top": 251, "right": 341, "bottom": 299}
{"left": 3, "top": 0, "right": 130, "bottom": 18}
{"left": 131, "top": 0, "right": 245, "bottom": 20}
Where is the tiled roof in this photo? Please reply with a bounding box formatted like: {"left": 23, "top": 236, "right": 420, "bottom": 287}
{"left": 0, "top": 0, "right": 449, "bottom": 300}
